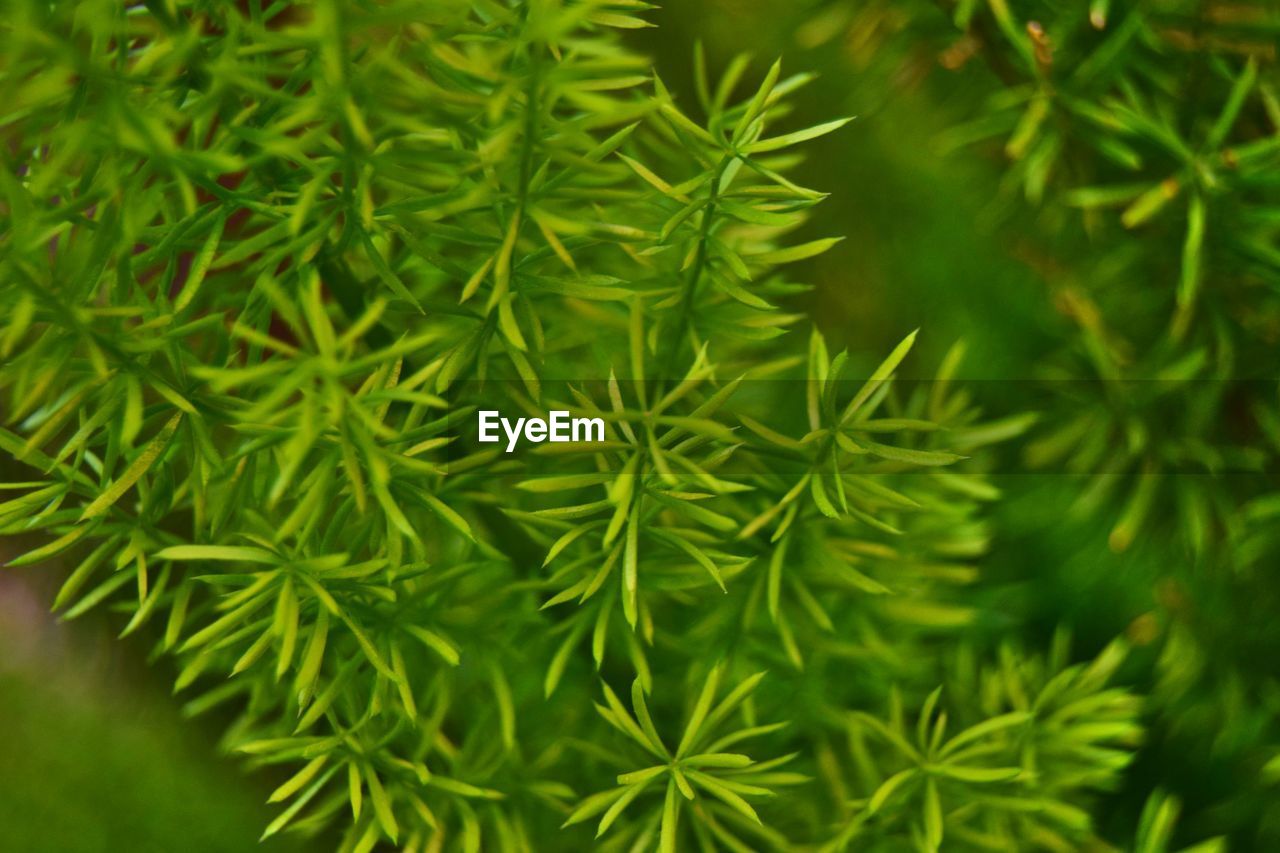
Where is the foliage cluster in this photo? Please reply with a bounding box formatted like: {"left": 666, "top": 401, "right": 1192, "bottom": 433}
{"left": 1, "top": 0, "right": 1272, "bottom": 851}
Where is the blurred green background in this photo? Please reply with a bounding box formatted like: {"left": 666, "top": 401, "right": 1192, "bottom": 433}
{"left": 0, "top": 548, "right": 314, "bottom": 853}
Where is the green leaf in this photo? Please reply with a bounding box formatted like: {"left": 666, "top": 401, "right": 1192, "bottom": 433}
{"left": 80, "top": 412, "right": 182, "bottom": 521}
{"left": 734, "top": 59, "right": 781, "bottom": 145}
{"left": 841, "top": 330, "right": 917, "bottom": 423}
{"left": 684, "top": 770, "right": 762, "bottom": 824}
{"left": 154, "top": 545, "right": 279, "bottom": 564}
{"left": 174, "top": 211, "right": 225, "bottom": 312}
{"left": 364, "top": 765, "right": 399, "bottom": 842}
{"left": 1177, "top": 193, "right": 1206, "bottom": 311}
{"left": 745, "top": 117, "right": 854, "bottom": 153}
{"left": 622, "top": 501, "right": 640, "bottom": 628}
{"left": 294, "top": 607, "right": 330, "bottom": 706}
{"left": 268, "top": 755, "right": 329, "bottom": 804}
{"left": 749, "top": 237, "right": 843, "bottom": 266}
{"left": 1209, "top": 58, "right": 1257, "bottom": 149}
{"left": 676, "top": 663, "right": 722, "bottom": 757}
{"left": 923, "top": 777, "right": 943, "bottom": 849}
{"left": 868, "top": 767, "right": 917, "bottom": 814}
{"left": 659, "top": 779, "right": 679, "bottom": 853}
{"left": 563, "top": 788, "right": 630, "bottom": 828}
{"left": 421, "top": 491, "right": 474, "bottom": 541}
{"left": 861, "top": 441, "right": 965, "bottom": 467}
{"left": 933, "top": 764, "right": 1022, "bottom": 783}
{"left": 362, "top": 231, "right": 422, "bottom": 312}
{"left": 261, "top": 766, "right": 340, "bottom": 840}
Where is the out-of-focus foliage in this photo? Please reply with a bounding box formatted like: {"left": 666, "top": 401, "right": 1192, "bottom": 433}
{"left": 1, "top": 0, "right": 1274, "bottom": 850}
{"left": 944, "top": 1, "right": 1280, "bottom": 566}
{"left": 642, "top": 0, "right": 1280, "bottom": 848}
{"left": 790, "top": 0, "right": 1280, "bottom": 558}
{"left": 0, "top": 573, "right": 313, "bottom": 852}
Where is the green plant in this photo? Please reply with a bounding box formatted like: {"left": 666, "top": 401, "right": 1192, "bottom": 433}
{"left": 1, "top": 1, "right": 1243, "bottom": 850}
